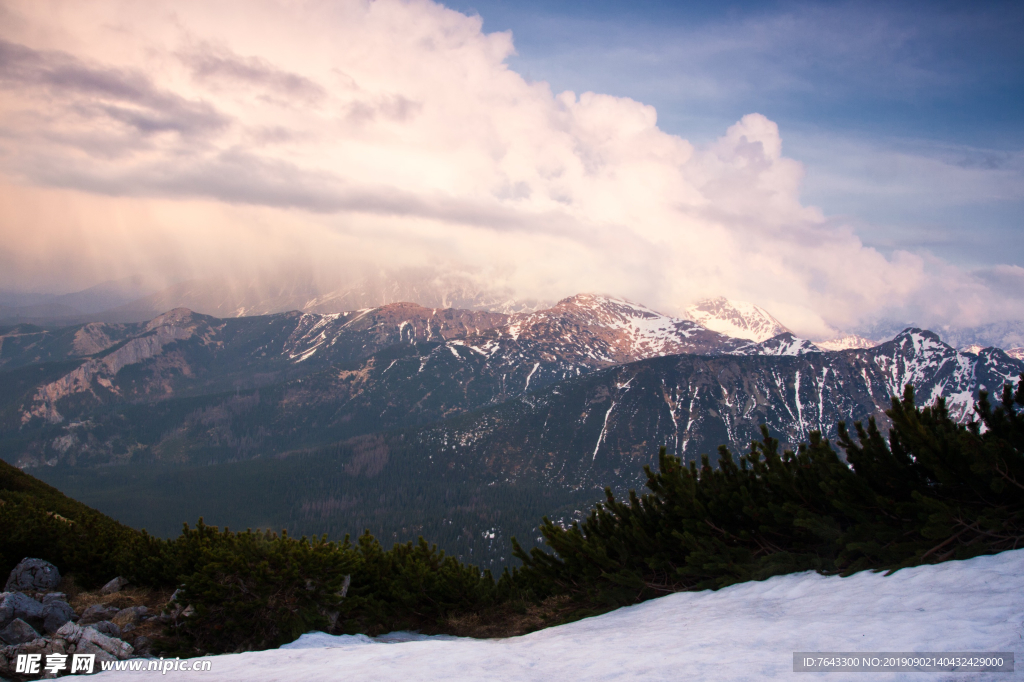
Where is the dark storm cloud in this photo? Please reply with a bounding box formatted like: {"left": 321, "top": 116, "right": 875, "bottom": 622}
{"left": 0, "top": 39, "right": 229, "bottom": 137}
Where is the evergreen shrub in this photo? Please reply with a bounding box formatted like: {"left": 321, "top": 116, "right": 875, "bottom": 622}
{"left": 163, "top": 522, "right": 354, "bottom": 654}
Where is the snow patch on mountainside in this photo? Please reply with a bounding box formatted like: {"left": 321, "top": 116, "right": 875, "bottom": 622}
{"left": 99, "top": 549, "right": 1024, "bottom": 681}
{"left": 816, "top": 334, "right": 880, "bottom": 351}
{"left": 686, "top": 297, "right": 789, "bottom": 342}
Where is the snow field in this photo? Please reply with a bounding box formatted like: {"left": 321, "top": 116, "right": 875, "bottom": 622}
{"left": 97, "top": 549, "right": 1024, "bottom": 681}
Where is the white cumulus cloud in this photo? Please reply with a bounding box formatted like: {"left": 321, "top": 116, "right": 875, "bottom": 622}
{"left": 0, "top": 0, "right": 1019, "bottom": 336}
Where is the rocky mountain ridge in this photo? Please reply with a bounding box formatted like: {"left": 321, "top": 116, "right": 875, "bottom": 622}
{"left": 5, "top": 295, "right": 773, "bottom": 434}
{"left": 814, "top": 334, "right": 880, "bottom": 351}
{"left": 401, "top": 328, "right": 1023, "bottom": 492}
{"left": 3, "top": 292, "right": 1021, "bottom": 475}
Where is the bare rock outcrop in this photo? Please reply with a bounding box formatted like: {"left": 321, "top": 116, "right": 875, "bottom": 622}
{"left": 21, "top": 314, "right": 200, "bottom": 424}
{"left": 4, "top": 558, "right": 61, "bottom": 593}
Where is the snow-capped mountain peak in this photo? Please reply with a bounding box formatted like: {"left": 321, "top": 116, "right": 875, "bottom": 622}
{"left": 685, "top": 297, "right": 789, "bottom": 342}
{"left": 501, "top": 294, "right": 747, "bottom": 364}
{"left": 864, "top": 327, "right": 1022, "bottom": 422}
{"left": 732, "top": 332, "right": 822, "bottom": 356}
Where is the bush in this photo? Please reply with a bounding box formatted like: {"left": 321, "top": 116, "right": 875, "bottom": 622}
{"left": 339, "top": 531, "right": 509, "bottom": 636}
{"left": 163, "top": 522, "right": 355, "bottom": 654}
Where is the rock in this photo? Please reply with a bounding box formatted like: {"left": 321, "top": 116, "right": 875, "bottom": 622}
{"left": 0, "top": 618, "right": 40, "bottom": 645}
{"left": 78, "top": 603, "right": 119, "bottom": 625}
{"left": 42, "top": 599, "right": 75, "bottom": 634}
{"left": 91, "top": 620, "right": 121, "bottom": 639}
{"left": 132, "top": 635, "right": 152, "bottom": 656}
{"left": 0, "top": 637, "right": 49, "bottom": 678}
{"left": 46, "top": 637, "right": 67, "bottom": 655}
{"left": 51, "top": 620, "right": 83, "bottom": 647}
{"left": 4, "top": 558, "right": 61, "bottom": 593}
{"left": 40, "top": 592, "right": 67, "bottom": 605}
{"left": 112, "top": 605, "right": 148, "bottom": 628}
{"left": 167, "top": 589, "right": 189, "bottom": 619}
{"left": 0, "top": 592, "right": 44, "bottom": 630}
{"left": 81, "top": 626, "right": 133, "bottom": 659}
{"left": 51, "top": 621, "right": 133, "bottom": 660}
{"left": 99, "top": 576, "right": 129, "bottom": 595}
{"left": 77, "top": 639, "right": 118, "bottom": 664}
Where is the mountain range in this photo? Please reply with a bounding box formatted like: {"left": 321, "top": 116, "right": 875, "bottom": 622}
{"left": 2, "top": 292, "right": 1022, "bottom": 566}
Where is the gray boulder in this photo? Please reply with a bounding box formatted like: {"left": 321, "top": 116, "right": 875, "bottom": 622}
{"left": 91, "top": 620, "right": 121, "bottom": 639}
{"left": 132, "top": 635, "right": 152, "bottom": 655}
{"left": 42, "top": 598, "right": 76, "bottom": 634}
{"left": 99, "top": 576, "right": 129, "bottom": 595}
{"left": 112, "top": 605, "right": 147, "bottom": 628}
{"left": 41, "top": 592, "right": 67, "bottom": 605}
{"left": 78, "top": 603, "right": 119, "bottom": 625}
{"left": 52, "top": 622, "right": 133, "bottom": 660}
{"left": 4, "top": 558, "right": 61, "bottom": 593}
{"left": 0, "top": 592, "right": 44, "bottom": 630}
{"left": 0, "top": 618, "right": 40, "bottom": 645}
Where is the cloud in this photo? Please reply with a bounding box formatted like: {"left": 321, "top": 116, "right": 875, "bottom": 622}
{"left": 178, "top": 43, "right": 327, "bottom": 103}
{"left": 0, "top": 39, "right": 229, "bottom": 137}
{"left": 0, "top": 0, "right": 1020, "bottom": 337}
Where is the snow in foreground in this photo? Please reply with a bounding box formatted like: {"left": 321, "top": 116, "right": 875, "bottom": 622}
{"left": 98, "top": 550, "right": 1024, "bottom": 681}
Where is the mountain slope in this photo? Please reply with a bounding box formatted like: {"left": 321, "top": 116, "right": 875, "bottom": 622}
{"left": 402, "top": 329, "right": 1023, "bottom": 491}
{"left": 5, "top": 288, "right": 1021, "bottom": 472}
{"left": 815, "top": 334, "right": 879, "bottom": 351}
{"left": 5, "top": 295, "right": 756, "bottom": 466}
{"left": 685, "top": 296, "right": 789, "bottom": 341}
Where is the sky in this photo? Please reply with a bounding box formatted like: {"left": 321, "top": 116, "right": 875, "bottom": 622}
{"left": 0, "top": 0, "right": 1021, "bottom": 337}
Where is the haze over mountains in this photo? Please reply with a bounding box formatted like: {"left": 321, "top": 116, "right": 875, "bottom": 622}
{"left": 0, "top": 273, "right": 549, "bottom": 325}
{"left": 5, "top": 275, "right": 1024, "bottom": 352}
